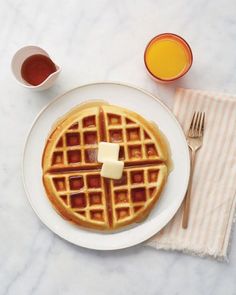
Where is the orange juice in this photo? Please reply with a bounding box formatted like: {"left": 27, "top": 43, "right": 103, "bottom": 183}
{"left": 144, "top": 33, "right": 192, "bottom": 82}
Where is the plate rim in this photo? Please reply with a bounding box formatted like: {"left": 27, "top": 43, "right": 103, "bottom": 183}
{"left": 22, "top": 81, "right": 190, "bottom": 250}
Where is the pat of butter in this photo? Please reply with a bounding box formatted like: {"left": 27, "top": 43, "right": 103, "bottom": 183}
{"left": 97, "top": 142, "right": 120, "bottom": 163}
{"left": 101, "top": 160, "right": 124, "bottom": 180}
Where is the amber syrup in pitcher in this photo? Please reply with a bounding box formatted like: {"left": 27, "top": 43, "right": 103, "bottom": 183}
{"left": 21, "top": 54, "right": 57, "bottom": 86}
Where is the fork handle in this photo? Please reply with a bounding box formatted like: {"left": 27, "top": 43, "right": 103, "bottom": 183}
{"left": 182, "top": 149, "right": 196, "bottom": 229}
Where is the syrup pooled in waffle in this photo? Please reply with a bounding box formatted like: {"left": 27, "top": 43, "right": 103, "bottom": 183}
{"left": 42, "top": 103, "right": 169, "bottom": 231}
{"left": 102, "top": 105, "right": 168, "bottom": 165}
{"left": 109, "top": 165, "right": 167, "bottom": 229}
{"left": 42, "top": 104, "right": 102, "bottom": 173}
{"left": 43, "top": 170, "right": 110, "bottom": 230}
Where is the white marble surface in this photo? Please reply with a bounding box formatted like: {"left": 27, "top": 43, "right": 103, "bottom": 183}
{"left": 1, "top": 0, "right": 236, "bottom": 294}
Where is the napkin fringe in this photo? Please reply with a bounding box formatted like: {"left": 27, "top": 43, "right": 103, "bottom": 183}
{"left": 145, "top": 241, "right": 227, "bottom": 262}
{"left": 146, "top": 193, "right": 236, "bottom": 263}
{"left": 146, "top": 191, "right": 236, "bottom": 262}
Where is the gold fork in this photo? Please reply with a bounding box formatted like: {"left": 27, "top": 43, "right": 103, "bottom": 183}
{"left": 182, "top": 111, "right": 205, "bottom": 229}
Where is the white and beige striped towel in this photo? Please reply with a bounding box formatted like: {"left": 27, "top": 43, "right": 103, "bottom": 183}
{"left": 146, "top": 88, "right": 236, "bottom": 260}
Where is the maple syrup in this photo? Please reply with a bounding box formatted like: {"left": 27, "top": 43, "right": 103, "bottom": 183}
{"left": 21, "top": 54, "right": 57, "bottom": 86}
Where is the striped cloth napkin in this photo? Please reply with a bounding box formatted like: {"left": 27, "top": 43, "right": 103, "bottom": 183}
{"left": 146, "top": 88, "right": 236, "bottom": 260}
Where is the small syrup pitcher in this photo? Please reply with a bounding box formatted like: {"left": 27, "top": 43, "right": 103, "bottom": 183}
{"left": 11, "top": 45, "right": 61, "bottom": 91}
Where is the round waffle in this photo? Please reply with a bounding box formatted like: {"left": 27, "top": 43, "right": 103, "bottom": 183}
{"left": 42, "top": 102, "right": 170, "bottom": 231}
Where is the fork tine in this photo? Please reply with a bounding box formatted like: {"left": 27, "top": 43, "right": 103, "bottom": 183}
{"left": 193, "top": 112, "right": 200, "bottom": 135}
{"left": 201, "top": 112, "right": 205, "bottom": 135}
{"left": 197, "top": 112, "right": 203, "bottom": 136}
{"left": 188, "top": 112, "right": 196, "bottom": 136}
{"left": 196, "top": 112, "right": 202, "bottom": 132}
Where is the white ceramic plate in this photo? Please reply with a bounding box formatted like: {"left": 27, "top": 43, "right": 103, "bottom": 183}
{"left": 23, "top": 82, "right": 190, "bottom": 250}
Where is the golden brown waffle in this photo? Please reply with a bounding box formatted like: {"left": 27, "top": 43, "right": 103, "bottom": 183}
{"left": 43, "top": 170, "right": 110, "bottom": 230}
{"left": 42, "top": 104, "right": 102, "bottom": 173}
{"left": 109, "top": 165, "right": 167, "bottom": 229}
{"left": 42, "top": 102, "right": 170, "bottom": 231}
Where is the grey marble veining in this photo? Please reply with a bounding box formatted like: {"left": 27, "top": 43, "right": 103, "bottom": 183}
{"left": 0, "top": 0, "right": 236, "bottom": 294}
